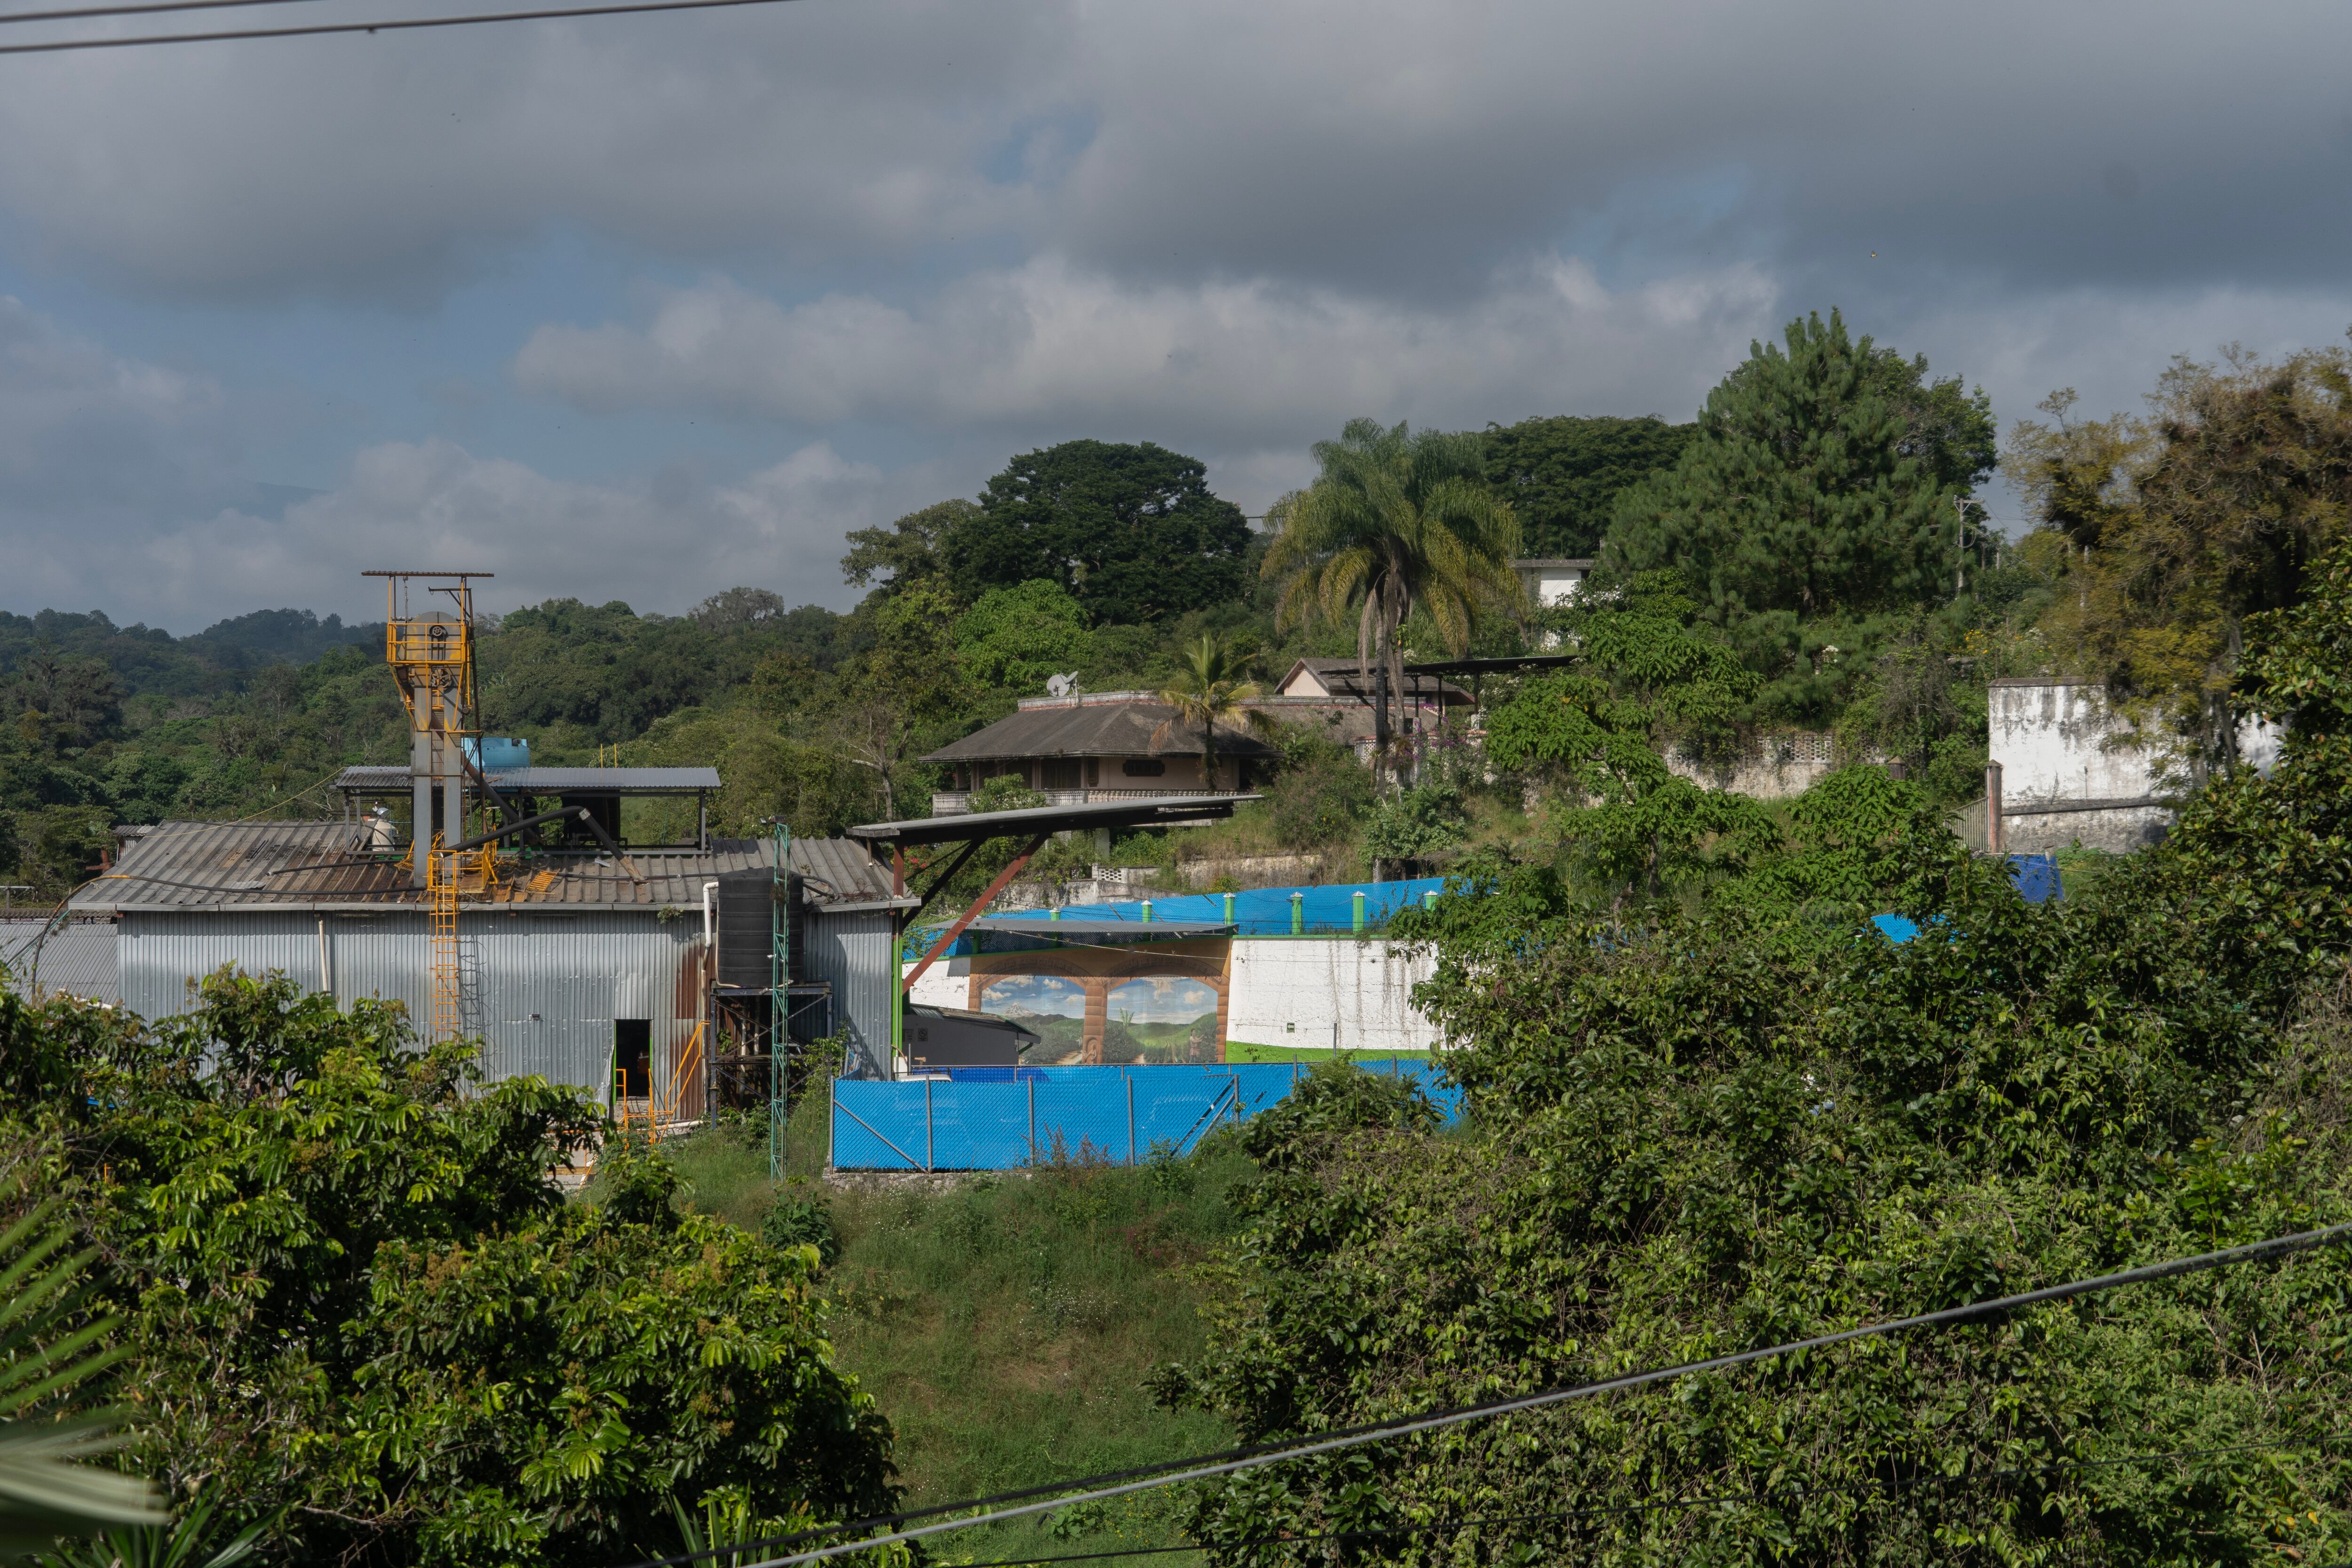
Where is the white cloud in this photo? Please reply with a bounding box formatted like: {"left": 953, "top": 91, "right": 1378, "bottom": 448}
{"left": 513, "top": 253, "right": 1781, "bottom": 453}
{"left": 5, "top": 431, "right": 928, "bottom": 629}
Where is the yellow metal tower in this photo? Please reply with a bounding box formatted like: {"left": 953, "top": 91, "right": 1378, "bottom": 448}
{"left": 365, "top": 570, "right": 492, "bottom": 1041}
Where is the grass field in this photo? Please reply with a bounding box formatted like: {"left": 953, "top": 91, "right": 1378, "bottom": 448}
{"left": 652, "top": 1090, "right": 1243, "bottom": 1566}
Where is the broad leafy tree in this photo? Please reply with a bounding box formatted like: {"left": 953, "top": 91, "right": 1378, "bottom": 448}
{"left": 0, "top": 972, "right": 899, "bottom": 1568}
{"left": 1605, "top": 310, "right": 1995, "bottom": 672}
{"left": 949, "top": 441, "right": 1250, "bottom": 624}
{"left": 839, "top": 500, "right": 978, "bottom": 602}
{"left": 1482, "top": 414, "right": 1694, "bottom": 558}
{"left": 953, "top": 579, "right": 1093, "bottom": 694}
{"left": 1262, "top": 419, "right": 1520, "bottom": 760}
{"left": 2007, "top": 350, "right": 2352, "bottom": 766}
{"left": 1486, "top": 572, "right": 1772, "bottom": 897}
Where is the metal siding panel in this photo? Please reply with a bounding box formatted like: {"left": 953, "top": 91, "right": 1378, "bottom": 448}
{"left": 116, "top": 908, "right": 696, "bottom": 1103}
{"left": 0, "top": 918, "right": 119, "bottom": 1002}
{"left": 804, "top": 908, "right": 895, "bottom": 1079}
{"left": 121, "top": 912, "right": 324, "bottom": 1017}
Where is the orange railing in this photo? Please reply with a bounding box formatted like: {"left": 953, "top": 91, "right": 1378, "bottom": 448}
{"left": 614, "top": 1020, "right": 705, "bottom": 1135}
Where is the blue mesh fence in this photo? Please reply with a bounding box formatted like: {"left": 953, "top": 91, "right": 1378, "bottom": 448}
{"left": 904, "top": 877, "right": 1452, "bottom": 959}
{"left": 831, "top": 1059, "right": 1461, "bottom": 1171}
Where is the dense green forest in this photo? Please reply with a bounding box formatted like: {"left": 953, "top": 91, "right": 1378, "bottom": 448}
{"left": 8, "top": 311, "right": 2352, "bottom": 1567}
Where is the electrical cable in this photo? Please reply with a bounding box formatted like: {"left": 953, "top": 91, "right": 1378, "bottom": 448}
{"left": 0, "top": 0, "right": 326, "bottom": 30}
{"left": 0, "top": 0, "right": 799, "bottom": 55}
{"left": 611, "top": 1218, "right": 2352, "bottom": 1568}
{"left": 927, "top": 1432, "right": 2352, "bottom": 1568}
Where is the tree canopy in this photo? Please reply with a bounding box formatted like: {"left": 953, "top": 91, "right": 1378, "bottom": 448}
{"left": 947, "top": 441, "right": 1252, "bottom": 624}
{"left": 1482, "top": 414, "right": 1694, "bottom": 558}
{"left": 1604, "top": 310, "right": 1995, "bottom": 672}
{"left": 0, "top": 972, "right": 899, "bottom": 1566}
{"left": 1152, "top": 552, "right": 2352, "bottom": 1562}
{"left": 2007, "top": 350, "right": 2352, "bottom": 765}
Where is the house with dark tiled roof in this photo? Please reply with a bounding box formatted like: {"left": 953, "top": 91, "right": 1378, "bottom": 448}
{"left": 922, "top": 692, "right": 1279, "bottom": 815}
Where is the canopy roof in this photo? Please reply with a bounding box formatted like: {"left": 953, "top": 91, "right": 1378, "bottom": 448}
{"left": 850, "top": 794, "right": 1259, "bottom": 847}
{"left": 333, "top": 765, "right": 720, "bottom": 796}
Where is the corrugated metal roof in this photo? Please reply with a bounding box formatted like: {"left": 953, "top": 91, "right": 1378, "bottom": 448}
{"left": 333, "top": 765, "right": 721, "bottom": 794}
{"left": 71, "top": 823, "right": 900, "bottom": 916}
{"left": 72, "top": 820, "right": 775, "bottom": 913}
{"left": 922, "top": 701, "right": 1280, "bottom": 764}
{"left": 788, "top": 836, "right": 898, "bottom": 906}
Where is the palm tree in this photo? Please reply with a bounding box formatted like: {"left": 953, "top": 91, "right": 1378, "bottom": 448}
{"left": 1155, "top": 634, "right": 1277, "bottom": 793}
{"left": 0, "top": 1199, "right": 168, "bottom": 1563}
{"left": 1261, "top": 418, "right": 1521, "bottom": 765}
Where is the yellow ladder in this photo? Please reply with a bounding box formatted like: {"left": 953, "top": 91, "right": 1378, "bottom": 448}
{"left": 427, "top": 841, "right": 462, "bottom": 1042}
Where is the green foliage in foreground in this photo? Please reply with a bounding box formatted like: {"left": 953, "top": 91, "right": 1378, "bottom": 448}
{"left": 657, "top": 1103, "right": 1246, "bottom": 1567}
{"left": 0, "top": 976, "right": 899, "bottom": 1568}
{"left": 1149, "top": 546, "right": 2352, "bottom": 1565}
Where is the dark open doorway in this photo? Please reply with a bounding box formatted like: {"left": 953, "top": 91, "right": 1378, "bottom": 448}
{"left": 614, "top": 1019, "right": 651, "bottom": 1098}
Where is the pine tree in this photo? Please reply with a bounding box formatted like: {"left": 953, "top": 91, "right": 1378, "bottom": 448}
{"left": 1604, "top": 311, "right": 1987, "bottom": 653}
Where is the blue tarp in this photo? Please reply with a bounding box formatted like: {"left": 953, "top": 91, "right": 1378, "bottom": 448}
{"left": 1874, "top": 854, "right": 2064, "bottom": 945}
{"left": 831, "top": 1059, "right": 1460, "bottom": 1171}
{"left": 909, "top": 877, "right": 1451, "bottom": 959}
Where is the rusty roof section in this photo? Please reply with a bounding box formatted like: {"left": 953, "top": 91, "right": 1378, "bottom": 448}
{"left": 72, "top": 820, "right": 770, "bottom": 913}
{"left": 72, "top": 821, "right": 903, "bottom": 915}
{"left": 787, "top": 835, "right": 900, "bottom": 907}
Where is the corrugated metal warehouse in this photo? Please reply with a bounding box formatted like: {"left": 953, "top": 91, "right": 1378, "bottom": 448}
{"left": 65, "top": 819, "right": 909, "bottom": 1103}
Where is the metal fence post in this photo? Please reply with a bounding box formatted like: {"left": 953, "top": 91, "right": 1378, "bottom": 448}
{"left": 1127, "top": 1074, "right": 1136, "bottom": 1164}
{"left": 1027, "top": 1074, "right": 1037, "bottom": 1162}
{"left": 1290, "top": 892, "right": 1303, "bottom": 935}
{"left": 924, "top": 1077, "right": 933, "bottom": 1172}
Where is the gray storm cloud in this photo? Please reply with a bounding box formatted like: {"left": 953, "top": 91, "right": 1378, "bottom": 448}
{"left": 1, "top": 0, "right": 2346, "bottom": 301}
{"left": 509, "top": 255, "right": 1781, "bottom": 446}
{"left": 4, "top": 0, "right": 2352, "bottom": 625}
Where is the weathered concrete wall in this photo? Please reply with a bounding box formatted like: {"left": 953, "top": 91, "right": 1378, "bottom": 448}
{"left": 1991, "top": 678, "right": 2164, "bottom": 799}
{"left": 1988, "top": 678, "right": 2172, "bottom": 852}
{"left": 1668, "top": 732, "right": 1840, "bottom": 800}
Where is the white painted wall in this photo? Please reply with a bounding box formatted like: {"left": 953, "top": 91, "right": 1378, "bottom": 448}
{"left": 1989, "top": 679, "right": 2164, "bottom": 802}
{"left": 1528, "top": 567, "right": 1588, "bottom": 607}
{"left": 906, "top": 955, "right": 968, "bottom": 1010}
{"left": 1225, "top": 937, "right": 1439, "bottom": 1053}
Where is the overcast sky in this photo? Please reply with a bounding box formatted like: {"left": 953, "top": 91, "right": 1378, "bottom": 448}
{"left": 3, "top": 0, "right": 2348, "bottom": 631}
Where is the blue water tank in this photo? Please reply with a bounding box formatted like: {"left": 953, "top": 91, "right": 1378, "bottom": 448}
{"left": 463, "top": 736, "right": 531, "bottom": 772}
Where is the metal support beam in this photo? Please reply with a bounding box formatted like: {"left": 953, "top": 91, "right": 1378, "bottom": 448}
{"left": 900, "top": 834, "right": 1048, "bottom": 995}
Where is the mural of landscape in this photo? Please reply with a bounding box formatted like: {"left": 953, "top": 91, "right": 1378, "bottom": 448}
{"left": 978, "top": 975, "right": 1222, "bottom": 1065}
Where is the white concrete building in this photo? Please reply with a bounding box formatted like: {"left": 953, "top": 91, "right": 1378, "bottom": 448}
{"left": 1514, "top": 558, "right": 1595, "bottom": 608}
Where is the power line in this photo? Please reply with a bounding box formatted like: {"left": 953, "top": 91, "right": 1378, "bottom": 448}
{"left": 0, "top": 0, "right": 799, "bottom": 56}
{"left": 0, "top": 0, "right": 325, "bottom": 30}
{"left": 614, "top": 1218, "right": 2352, "bottom": 1568}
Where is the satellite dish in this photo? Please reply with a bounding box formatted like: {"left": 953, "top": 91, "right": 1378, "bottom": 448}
{"left": 1046, "top": 673, "right": 1080, "bottom": 697}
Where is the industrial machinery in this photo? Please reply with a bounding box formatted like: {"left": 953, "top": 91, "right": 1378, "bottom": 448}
{"left": 366, "top": 569, "right": 493, "bottom": 1040}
